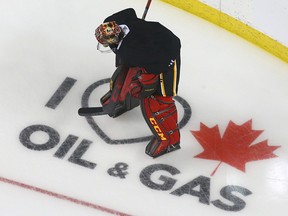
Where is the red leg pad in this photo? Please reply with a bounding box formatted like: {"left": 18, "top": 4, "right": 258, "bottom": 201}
{"left": 140, "top": 95, "right": 180, "bottom": 157}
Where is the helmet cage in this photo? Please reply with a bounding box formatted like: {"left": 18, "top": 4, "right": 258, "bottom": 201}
{"left": 95, "top": 21, "right": 121, "bottom": 47}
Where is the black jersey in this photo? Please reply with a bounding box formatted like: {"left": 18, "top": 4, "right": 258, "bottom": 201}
{"left": 104, "top": 8, "right": 181, "bottom": 75}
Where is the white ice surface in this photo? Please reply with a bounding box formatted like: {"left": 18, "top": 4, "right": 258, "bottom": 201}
{"left": 0, "top": 0, "right": 288, "bottom": 216}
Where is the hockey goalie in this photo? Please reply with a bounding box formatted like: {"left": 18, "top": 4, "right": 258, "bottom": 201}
{"left": 94, "top": 8, "right": 181, "bottom": 158}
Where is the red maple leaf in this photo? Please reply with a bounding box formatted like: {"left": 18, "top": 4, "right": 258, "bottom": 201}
{"left": 191, "top": 119, "right": 280, "bottom": 176}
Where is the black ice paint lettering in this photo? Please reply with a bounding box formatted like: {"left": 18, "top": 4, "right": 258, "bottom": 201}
{"left": 19, "top": 125, "right": 96, "bottom": 169}
{"left": 139, "top": 164, "right": 180, "bottom": 190}
{"left": 46, "top": 77, "right": 77, "bottom": 109}
{"left": 19, "top": 124, "right": 60, "bottom": 151}
{"left": 68, "top": 139, "right": 96, "bottom": 169}
{"left": 54, "top": 135, "right": 78, "bottom": 159}
{"left": 107, "top": 162, "right": 129, "bottom": 179}
{"left": 171, "top": 175, "right": 211, "bottom": 205}
{"left": 211, "top": 185, "right": 253, "bottom": 212}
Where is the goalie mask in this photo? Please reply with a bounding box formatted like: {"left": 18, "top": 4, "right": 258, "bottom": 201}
{"left": 95, "top": 21, "right": 122, "bottom": 47}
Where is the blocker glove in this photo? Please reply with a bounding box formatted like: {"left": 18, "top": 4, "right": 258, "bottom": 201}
{"left": 129, "top": 68, "right": 159, "bottom": 99}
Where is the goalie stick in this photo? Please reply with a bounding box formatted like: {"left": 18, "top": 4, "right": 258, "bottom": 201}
{"left": 142, "top": 0, "right": 152, "bottom": 19}
{"left": 78, "top": 107, "right": 106, "bottom": 116}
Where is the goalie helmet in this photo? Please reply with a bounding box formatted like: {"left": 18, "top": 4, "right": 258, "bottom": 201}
{"left": 95, "top": 21, "right": 122, "bottom": 47}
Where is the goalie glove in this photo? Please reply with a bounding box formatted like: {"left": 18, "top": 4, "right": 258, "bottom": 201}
{"left": 129, "top": 68, "right": 159, "bottom": 99}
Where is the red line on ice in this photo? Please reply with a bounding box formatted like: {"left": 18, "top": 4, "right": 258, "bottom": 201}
{"left": 0, "top": 176, "right": 131, "bottom": 216}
